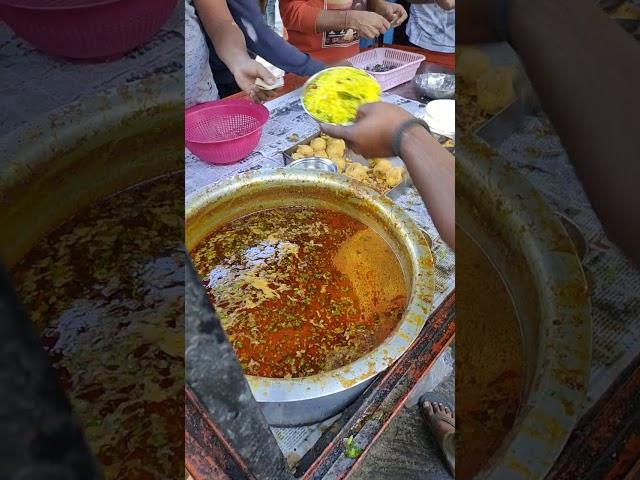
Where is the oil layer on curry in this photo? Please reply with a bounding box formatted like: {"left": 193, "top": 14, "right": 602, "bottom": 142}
{"left": 11, "top": 174, "right": 183, "bottom": 479}
{"left": 191, "top": 206, "right": 407, "bottom": 379}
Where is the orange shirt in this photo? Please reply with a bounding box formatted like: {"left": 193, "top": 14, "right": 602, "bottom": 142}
{"left": 280, "top": 0, "right": 368, "bottom": 64}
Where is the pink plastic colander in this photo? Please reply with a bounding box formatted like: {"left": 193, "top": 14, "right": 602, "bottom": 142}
{"left": 185, "top": 99, "right": 270, "bottom": 165}
{"left": 0, "top": 0, "right": 177, "bottom": 61}
{"left": 348, "top": 48, "right": 426, "bottom": 91}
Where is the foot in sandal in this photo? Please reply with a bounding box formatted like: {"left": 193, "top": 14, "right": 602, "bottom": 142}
{"left": 420, "top": 393, "right": 455, "bottom": 476}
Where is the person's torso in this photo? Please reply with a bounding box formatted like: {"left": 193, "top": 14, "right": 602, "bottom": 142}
{"left": 407, "top": 3, "right": 455, "bottom": 53}
{"left": 185, "top": 0, "right": 219, "bottom": 106}
{"left": 285, "top": 0, "right": 368, "bottom": 63}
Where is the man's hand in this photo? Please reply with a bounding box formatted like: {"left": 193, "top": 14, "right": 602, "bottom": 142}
{"left": 371, "top": 1, "right": 408, "bottom": 27}
{"left": 347, "top": 11, "right": 391, "bottom": 39}
{"left": 324, "top": 102, "right": 455, "bottom": 248}
{"left": 320, "top": 102, "right": 418, "bottom": 158}
{"left": 230, "top": 58, "right": 278, "bottom": 103}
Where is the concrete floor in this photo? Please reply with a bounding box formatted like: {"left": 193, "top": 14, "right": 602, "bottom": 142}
{"left": 351, "top": 354, "right": 455, "bottom": 480}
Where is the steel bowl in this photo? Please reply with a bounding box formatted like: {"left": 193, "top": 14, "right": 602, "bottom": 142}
{"left": 414, "top": 72, "right": 455, "bottom": 100}
{"left": 287, "top": 156, "right": 338, "bottom": 173}
{"left": 301, "top": 66, "right": 381, "bottom": 126}
{"left": 457, "top": 136, "right": 591, "bottom": 479}
{"left": 185, "top": 169, "right": 435, "bottom": 426}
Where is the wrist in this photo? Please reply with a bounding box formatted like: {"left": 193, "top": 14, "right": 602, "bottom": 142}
{"left": 398, "top": 123, "right": 431, "bottom": 159}
{"left": 229, "top": 56, "right": 251, "bottom": 76}
{"left": 392, "top": 118, "right": 431, "bottom": 158}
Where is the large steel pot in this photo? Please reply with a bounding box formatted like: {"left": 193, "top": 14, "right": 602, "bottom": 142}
{"left": 0, "top": 75, "right": 182, "bottom": 266}
{"left": 185, "top": 169, "right": 435, "bottom": 426}
{"left": 0, "top": 75, "right": 183, "bottom": 478}
{"left": 457, "top": 137, "right": 592, "bottom": 479}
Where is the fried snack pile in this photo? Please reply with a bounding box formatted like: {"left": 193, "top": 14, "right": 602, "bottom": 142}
{"left": 302, "top": 67, "right": 381, "bottom": 125}
{"left": 457, "top": 47, "right": 517, "bottom": 135}
{"left": 291, "top": 133, "right": 404, "bottom": 192}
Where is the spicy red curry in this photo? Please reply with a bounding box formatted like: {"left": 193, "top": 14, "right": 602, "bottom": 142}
{"left": 191, "top": 206, "right": 407, "bottom": 378}
{"left": 11, "top": 174, "right": 184, "bottom": 479}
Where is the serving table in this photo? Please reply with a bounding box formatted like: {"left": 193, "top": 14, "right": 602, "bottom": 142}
{"left": 185, "top": 44, "right": 457, "bottom": 480}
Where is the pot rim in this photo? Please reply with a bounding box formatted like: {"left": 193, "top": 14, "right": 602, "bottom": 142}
{"left": 186, "top": 168, "right": 435, "bottom": 403}
{"left": 0, "top": 72, "right": 182, "bottom": 167}
{"left": 458, "top": 137, "right": 592, "bottom": 480}
{"left": 0, "top": 74, "right": 182, "bottom": 266}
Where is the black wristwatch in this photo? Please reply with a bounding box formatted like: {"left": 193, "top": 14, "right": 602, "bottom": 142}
{"left": 392, "top": 118, "right": 431, "bottom": 158}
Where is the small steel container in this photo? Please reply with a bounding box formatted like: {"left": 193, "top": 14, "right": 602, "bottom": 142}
{"left": 287, "top": 156, "right": 337, "bottom": 173}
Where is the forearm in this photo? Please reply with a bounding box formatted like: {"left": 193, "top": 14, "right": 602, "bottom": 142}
{"left": 246, "top": 29, "right": 325, "bottom": 76}
{"left": 315, "top": 9, "right": 350, "bottom": 32}
{"left": 280, "top": 0, "right": 346, "bottom": 33}
{"left": 211, "top": 24, "right": 251, "bottom": 73}
{"left": 227, "top": 0, "right": 325, "bottom": 76}
{"left": 401, "top": 126, "right": 455, "bottom": 249}
{"left": 510, "top": 0, "right": 640, "bottom": 260}
{"left": 194, "top": 0, "right": 251, "bottom": 74}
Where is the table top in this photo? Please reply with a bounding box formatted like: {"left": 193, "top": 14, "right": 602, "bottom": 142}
{"left": 231, "top": 44, "right": 454, "bottom": 103}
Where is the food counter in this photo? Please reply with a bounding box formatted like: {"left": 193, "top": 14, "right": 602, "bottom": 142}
{"left": 184, "top": 45, "right": 457, "bottom": 478}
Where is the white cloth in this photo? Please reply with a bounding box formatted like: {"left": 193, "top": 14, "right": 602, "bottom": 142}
{"left": 185, "top": 0, "right": 219, "bottom": 107}
{"left": 406, "top": 4, "right": 455, "bottom": 53}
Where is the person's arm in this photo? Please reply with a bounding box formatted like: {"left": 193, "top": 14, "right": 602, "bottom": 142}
{"left": 368, "top": 0, "right": 409, "bottom": 26}
{"left": 279, "top": 0, "right": 391, "bottom": 39}
{"left": 226, "top": 0, "right": 325, "bottom": 76}
{"left": 321, "top": 103, "right": 455, "bottom": 249}
{"left": 194, "top": 0, "right": 276, "bottom": 101}
{"left": 398, "top": 124, "right": 455, "bottom": 249}
{"left": 459, "top": 0, "right": 640, "bottom": 261}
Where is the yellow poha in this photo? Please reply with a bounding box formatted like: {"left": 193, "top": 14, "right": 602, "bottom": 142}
{"left": 302, "top": 67, "right": 381, "bottom": 125}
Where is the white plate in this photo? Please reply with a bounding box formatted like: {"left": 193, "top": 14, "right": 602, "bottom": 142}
{"left": 424, "top": 99, "right": 455, "bottom": 138}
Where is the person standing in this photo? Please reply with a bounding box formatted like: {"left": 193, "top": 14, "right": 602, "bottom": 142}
{"left": 201, "top": 0, "right": 326, "bottom": 98}
{"left": 406, "top": 0, "right": 455, "bottom": 53}
{"left": 279, "top": 0, "right": 408, "bottom": 63}
{"left": 185, "top": 0, "right": 276, "bottom": 107}
{"left": 185, "top": 0, "right": 219, "bottom": 107}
